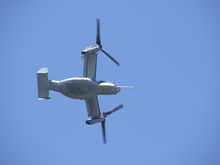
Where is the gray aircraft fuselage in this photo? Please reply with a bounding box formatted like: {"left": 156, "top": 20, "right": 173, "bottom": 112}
{"left": 49, "top": 77, "right": 120, "bottom": 99}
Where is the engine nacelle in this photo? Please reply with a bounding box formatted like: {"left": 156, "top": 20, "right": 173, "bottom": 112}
{"left": 85, "top": 116, "right": 105, "bottom": 125}
{"left": 81, "top": 44, "right": 101, "bottom": 54}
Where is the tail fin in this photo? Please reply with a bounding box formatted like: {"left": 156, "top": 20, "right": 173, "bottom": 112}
{"left": 37, "top": 68, "right": 50, "bottom": 100}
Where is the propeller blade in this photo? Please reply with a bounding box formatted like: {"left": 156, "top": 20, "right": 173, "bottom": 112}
{"left": 96, "top": 18, "right": 101, "bottom": 46}
{"left": 103, "top": 104, "right": 123, "bottom": 117}
{"left": 101, "top": 120, "right": 106, "bottom": 144}
{"left": 101, "top": 49, "right": 120, "bottom": 66}
{"left": 95, "top": 19, "right": 120, "bottom": 66}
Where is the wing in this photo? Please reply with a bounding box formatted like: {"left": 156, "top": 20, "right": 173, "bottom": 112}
{"left": 85, "top": 96, "right": 101, "bottom": 117}
{"left": 83, "top": 53, "right": 97, "bottom": 80}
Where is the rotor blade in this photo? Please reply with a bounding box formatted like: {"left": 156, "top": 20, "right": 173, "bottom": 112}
{"left": 101, "top": 120, "right": 106, "bottom": 144}
{"left": 96, "top": 18, "right": 101, "bottom": 46}
{"left": 101, "top": 49, "right": 120, "bottom": 66}
{"left": 103, "top": 104, "right": 123, "bottom": 116}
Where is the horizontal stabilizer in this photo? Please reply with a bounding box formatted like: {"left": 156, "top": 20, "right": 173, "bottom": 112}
{"left": 37, "top": 68, "right": 50, "bottom": 100}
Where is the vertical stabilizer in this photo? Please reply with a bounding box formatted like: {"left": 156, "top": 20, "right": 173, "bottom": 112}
{"left": 37, "top": 68, "right": 50, "bottom": 100}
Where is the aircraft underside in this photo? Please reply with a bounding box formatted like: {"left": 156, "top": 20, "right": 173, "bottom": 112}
{"left": 37, "top": 19, "right": 127, "bottom": 143}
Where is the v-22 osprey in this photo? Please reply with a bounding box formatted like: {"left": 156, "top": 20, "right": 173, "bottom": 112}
{"left": 37, "top": 19, "right": 132, "bottom": 143}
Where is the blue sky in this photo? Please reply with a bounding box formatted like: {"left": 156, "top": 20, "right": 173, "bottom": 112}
{"left": 1, "top": 0, "right": 220, "bottom": 165}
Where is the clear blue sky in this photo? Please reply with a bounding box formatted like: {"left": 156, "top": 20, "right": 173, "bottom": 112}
{"left": 1, "top": 0, "right": 220, "bottom": 165}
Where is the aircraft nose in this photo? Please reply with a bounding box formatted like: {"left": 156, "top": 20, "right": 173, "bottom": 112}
{"left": 116, "top": 87, "right": 121, "bottom": 92}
